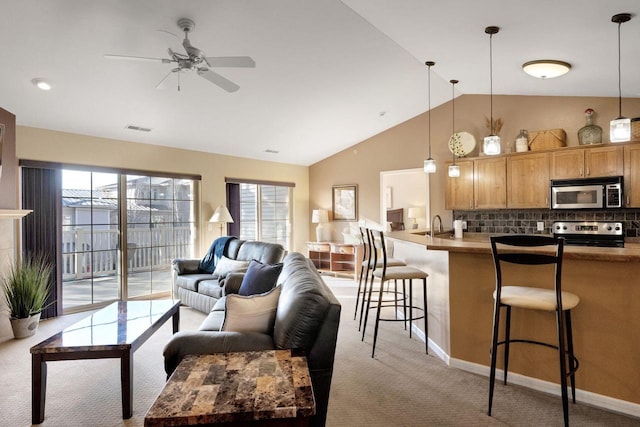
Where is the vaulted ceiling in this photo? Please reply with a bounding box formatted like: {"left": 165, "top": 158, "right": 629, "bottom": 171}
{"left": 1, "top": 1, "right": 638, "bottom": 166}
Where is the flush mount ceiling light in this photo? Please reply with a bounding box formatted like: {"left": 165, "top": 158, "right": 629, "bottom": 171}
{"left": 522, "top": 60, "right": 571, "bottom": 79}
{"left": 31, "top": 78, "right": 53, "bottom": 91}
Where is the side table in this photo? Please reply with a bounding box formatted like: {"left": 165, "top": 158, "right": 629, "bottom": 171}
{"left": 144, "top": 349, "right": 315, "bottom": 426}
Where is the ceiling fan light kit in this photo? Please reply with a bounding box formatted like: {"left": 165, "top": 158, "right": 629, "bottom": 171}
{"left": 610, "top": 13, "right": 632, "bottom": 143}
{"left": 104, "top": 17, "right": 255, "bottom": 93}
{"left": 522, "top": 60, "right": 571, "bottom": 79}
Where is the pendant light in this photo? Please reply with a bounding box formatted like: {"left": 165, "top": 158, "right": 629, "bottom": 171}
{"left": 483, "top": 26, "right": 501, "bottom": 155}
{"left": 423, "top": 61, "right": 437, "bottom": 174}
{"left": 610, "top": 13, "right": 632, "bottom": 143}
{"left": 448, "top": 79, "right": 460, "bottom": 178}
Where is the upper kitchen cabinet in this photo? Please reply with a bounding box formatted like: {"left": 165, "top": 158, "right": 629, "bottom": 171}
{"left": 445, "top": 160, "right": 474, "bottom": 210}
{"left": 550, "top": 145, "right": 623, "bottom": 179}
{"left": 507, "top": 152, "right": 550, "bottom": 208}
{"left": 624, "top": 144, "right": 640, "bottom": 207}
{"left": 474, "top": 157, "right": 506, "bottom": 209}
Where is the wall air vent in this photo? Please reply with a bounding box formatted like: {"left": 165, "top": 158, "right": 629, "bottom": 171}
{"left": 125, "top": 124, "right": 152, "bottom": 132}
{"left": 265, "top": 149, "right": 279, "bottom": 154}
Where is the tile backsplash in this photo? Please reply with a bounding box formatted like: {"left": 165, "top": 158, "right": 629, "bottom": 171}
{"left": 453, "top": 209, "right": 640, "bottom": 238}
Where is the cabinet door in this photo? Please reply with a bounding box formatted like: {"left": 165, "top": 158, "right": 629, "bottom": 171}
{"left": 624, "top": 144, "right": 640, "bottom": 207}
{"left": 585, "top": 145, "right": 623, "bottom": 177}
{"left": 550, "top": 150, "right": 584, "bottom": 179}
{"left": 474, "top": 157, "right": 506, "bottom": 209}
{"left": 507, "top": 153, "right": 550, "bottom": 208}
{"left": 445, "top": 160, "right": 474, "bottom": 210}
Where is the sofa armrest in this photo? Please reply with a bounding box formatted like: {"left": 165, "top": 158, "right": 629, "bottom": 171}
{"left": 223, "top": 272, "right": 246, "bottom": 295}
{"left": 163, "top": 331, "right": 275, "bottom": 375}
{"left": 172, "top": 259, "right": 202, "bottom": 275}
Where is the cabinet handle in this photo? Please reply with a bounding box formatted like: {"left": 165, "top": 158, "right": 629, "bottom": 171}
{"left": 579, "top": 167, "right": 583, "bottom": 176}
{"left": 586, "top": 167, "right": 590, "bottom": 176}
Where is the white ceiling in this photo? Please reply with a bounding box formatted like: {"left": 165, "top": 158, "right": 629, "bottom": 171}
{"left": 1, "top": 1, "right": 638, "bottom": 166}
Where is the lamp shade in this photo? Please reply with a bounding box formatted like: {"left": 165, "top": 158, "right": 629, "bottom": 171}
{"left": 483, "top": 135, "right": 502, "bottom": 155}
{"left": 311, "top": 209, "right": 329, "bottom": 224}
{"left": 448, "top": 164, "right": 461, "bottom": 178}
{"left": 423, "top": 158, "right": 436, "bottom": 173}
{"left": 610, "top": 117, "right": 631, "bottom": 142}
{"left": 407, "top": 207, "right": 424, "bottom": 219}
{"left": 209, "top": 205, "right": 234, "bottom": 223}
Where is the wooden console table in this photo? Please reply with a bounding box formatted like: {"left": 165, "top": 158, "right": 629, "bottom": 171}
{"left": 144, "top": 349, "right": 315, "bottom": 426}
{"left": 307, "top": 242, "right": 362, "bottom": 280}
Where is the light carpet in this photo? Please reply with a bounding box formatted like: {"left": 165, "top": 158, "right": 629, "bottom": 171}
{"left": 0, "top": 276, "right": 638, "bottom": 426}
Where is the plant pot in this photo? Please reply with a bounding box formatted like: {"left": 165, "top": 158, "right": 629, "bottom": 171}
{"left": 10, "top": 312, "right": 41, "bottom": 339}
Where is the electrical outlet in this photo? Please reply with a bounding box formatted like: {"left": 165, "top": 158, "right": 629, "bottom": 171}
{"left": 537, "top": 221, "right": 544, "bottom": 231}
{"left": 461, "top": 221, "right": 467, "bottom": 230}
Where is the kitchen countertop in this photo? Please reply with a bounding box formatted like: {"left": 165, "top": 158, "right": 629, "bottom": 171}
{"left": 387, "top": 230, "right": 640, "bottom": 263}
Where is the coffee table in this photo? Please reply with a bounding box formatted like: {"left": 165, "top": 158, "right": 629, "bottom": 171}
{"left": 144, "top": 349, "right": 316, "bottom": 426}
{"left": 30, "top": 299, "right": 180, "bottom": 424}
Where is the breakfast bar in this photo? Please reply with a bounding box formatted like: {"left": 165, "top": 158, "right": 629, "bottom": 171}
{"left": 387, "top": 230, "right": 640, "bottom": 417}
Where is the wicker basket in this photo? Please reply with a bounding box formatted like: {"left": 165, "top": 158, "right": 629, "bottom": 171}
{"left": 632, "top": 118, "right": 640, "bottom": 141}
{"left": 529, "top": 128, "right": 567, "bottom": 150}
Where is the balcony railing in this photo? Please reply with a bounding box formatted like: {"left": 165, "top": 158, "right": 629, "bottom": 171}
{"left": 62, "top": 226, "right": 193, "bottom": 280}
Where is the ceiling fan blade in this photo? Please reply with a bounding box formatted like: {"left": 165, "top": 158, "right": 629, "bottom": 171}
{"left": 197, "top": 69, "right": 240, "bottom": 92}
{"left": 104, "top": 54, "right": 171, "bottom": 64}
{"left": 204, "top": 56, "right": 256, "bottom": 68}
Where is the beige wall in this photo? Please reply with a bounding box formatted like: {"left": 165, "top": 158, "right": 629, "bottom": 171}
{"left": 16, "top": 126, "right": 310, "bottom": 255}
{"left": 309, "top": 94, "right": 640, "bottom": 236}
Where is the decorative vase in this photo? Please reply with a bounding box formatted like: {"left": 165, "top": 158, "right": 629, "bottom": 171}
{"left": 515, "top": 129, "right": 529, "bottom": 152}
{"left": 578, "top": 108, "right": 603, "bottom": 145}
{"left": 10, "top": 312, "right": 41, "bottom": 339}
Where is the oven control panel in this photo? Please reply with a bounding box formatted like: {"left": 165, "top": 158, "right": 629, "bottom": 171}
{"left": 553, "top": 221, "right": 623, "bottom": 236}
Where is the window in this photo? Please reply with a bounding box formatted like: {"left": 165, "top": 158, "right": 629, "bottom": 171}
{"left": 228, "top": 180, "right": 294, "bottom": 251}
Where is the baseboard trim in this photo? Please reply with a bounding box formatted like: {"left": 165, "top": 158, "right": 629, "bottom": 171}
{"left": 450, "top": 358, "right": 640, "bottom": 419}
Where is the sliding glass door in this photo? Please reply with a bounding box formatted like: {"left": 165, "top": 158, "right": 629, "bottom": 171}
{"left": 61, "top": 170, "right": 196, "bottom": 311}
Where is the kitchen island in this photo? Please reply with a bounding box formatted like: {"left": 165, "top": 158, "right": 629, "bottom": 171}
{"left": 387, "top": 230, "right": 640, "bottom": 417}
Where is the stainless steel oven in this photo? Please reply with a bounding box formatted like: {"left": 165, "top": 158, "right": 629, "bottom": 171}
{"left": 550, "top": 176, "right": 623, "bottom": 209}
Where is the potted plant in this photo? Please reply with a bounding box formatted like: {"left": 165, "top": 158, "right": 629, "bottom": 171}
{"left": 1, "top": 253, "right": 53, "bottom": 338}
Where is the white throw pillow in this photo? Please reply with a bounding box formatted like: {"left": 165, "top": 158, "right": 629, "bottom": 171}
{"left": 212, "top": 256, "right": 249, "bottom": 278}
{"left": 221, "top": 286, "right": 281, "bottom": 334}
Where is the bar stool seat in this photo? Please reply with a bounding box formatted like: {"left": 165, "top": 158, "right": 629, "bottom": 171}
{"left": 496, "top": 287, "right": 579, "bottom": 311}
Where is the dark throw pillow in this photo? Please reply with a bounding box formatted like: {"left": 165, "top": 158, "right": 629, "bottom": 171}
{"left": 238, "top": 260, "right": 283, "bottom": 296}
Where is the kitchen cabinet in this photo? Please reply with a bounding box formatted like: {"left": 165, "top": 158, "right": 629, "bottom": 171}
{"left": 445, "top": 160, "right": 474, "bottom": 210}
{"left": 624, "top": 144, "right": 640, "bottom": 207}
{"left": 507, "top": 152, "right": 550, "bottom": 208}
{"left": 474, "top": 157, "right": 506, "bottom": 209}
{"left": 550, "top": 145, "right": 623, "bottom": 179}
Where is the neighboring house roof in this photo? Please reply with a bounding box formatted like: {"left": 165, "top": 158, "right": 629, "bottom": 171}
{"left": 62, "top": 189, "right": 157, "bottom": 212}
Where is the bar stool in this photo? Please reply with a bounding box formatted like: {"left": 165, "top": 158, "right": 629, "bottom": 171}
{"left": 355, "top": 227, "right": 406, "bottom": 328}
{"left": 365, "top": 229, "right": 428, "bottom": 358}
{"left": 488, "top": 235, "right": 579, "bottom": 427}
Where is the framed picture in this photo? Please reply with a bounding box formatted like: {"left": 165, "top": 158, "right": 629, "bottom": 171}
{"left": 332, "top": 184, "right": 358, "bottom": 221}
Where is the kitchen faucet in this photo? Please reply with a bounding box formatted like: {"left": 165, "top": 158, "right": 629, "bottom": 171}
{"left": 431, "top": 214, "right": 443, "bottom": 236}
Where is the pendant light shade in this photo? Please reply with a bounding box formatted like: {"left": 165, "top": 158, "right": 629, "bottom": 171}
{"left": 483, "top": 26, "right": 501, "bottom": 156}
{"left": 448, "top": 79, "right": 460, "bottom": 178}
{"left": 610, "top": 13, "right": 632, "bottom": 143}
{"left": 424, "top": 61, "right": 437, "bottom": 173}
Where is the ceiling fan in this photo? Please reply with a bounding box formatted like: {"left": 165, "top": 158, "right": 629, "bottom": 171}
{"left": 105, "top": 18, "right": 255, "bottom": 92}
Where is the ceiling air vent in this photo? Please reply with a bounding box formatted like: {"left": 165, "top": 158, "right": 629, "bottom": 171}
{"left": 265, "top": 149, "right": 279, "bottom": 154}
{"left": 125, "top": 124, "right": 152, "bottom": 132}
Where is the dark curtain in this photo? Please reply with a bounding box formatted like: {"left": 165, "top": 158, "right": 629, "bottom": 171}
{"left": 21, "top": 167, "right": 62, "bottom": 319}
{"left": 226, "top": 183, "right": 240, "bottom": 237}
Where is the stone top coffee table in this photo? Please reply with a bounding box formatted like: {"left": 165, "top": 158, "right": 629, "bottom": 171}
{"left": 30, "top": 299, "right": 180, "bottom": 424}
{"left": 144, "top": 349, "right": 316, "bottom": 427}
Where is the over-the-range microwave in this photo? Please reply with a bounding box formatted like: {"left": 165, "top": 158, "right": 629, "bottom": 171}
{"left": 550, "top": 176, "right": 623, "bottom": 209}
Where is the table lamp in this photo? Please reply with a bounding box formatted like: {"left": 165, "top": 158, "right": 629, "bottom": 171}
{"left": 209, "top": 205, "right": 234, "bottom": 235}
{"left": 407, "top": 207, "right": 424, "bottom": 229}
{"left": 311, "top": 209, "right": 329, "bottom": 242}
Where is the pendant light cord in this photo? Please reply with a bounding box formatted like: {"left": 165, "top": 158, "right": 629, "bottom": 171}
{"left": 617, "top": 20, "right": 622, "bottom": 118}
{"left": 450, "top": 79, "right": 458, "bottom": 164}
{"left": 427, "top": 62, "right": 432, "bottom": 158}
{"left": 489, "top": 32, "right": 494, "bottom": 134}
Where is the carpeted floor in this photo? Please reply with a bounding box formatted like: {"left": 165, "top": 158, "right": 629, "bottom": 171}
{"left": 0, "top": 276, "right": 638, "bottom": 426}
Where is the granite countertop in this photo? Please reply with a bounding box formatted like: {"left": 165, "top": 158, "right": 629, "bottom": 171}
{"left": 144, "top": 349, "right": 315, "bottom": 427}
{"left": 387, "top": 230, "right": 640, "bottom": 262}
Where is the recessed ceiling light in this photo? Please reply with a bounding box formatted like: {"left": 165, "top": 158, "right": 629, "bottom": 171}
{"left": 522, "top": 60, "right": 571, "bottom": 79}
{"left": 31, "top": 78, "right": 53, "bottom": 90}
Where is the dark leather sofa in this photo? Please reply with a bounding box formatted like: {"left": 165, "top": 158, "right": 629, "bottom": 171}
{"left": 163, "top": 252, "right": 341, "bottom": 427}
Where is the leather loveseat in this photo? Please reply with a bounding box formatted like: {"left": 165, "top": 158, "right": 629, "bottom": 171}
{"left": 163, "top": 252, "right": 342, "bottom": 427}
{"left": 172, "top": 238, "right": 285, "bottom": 313}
